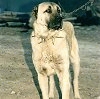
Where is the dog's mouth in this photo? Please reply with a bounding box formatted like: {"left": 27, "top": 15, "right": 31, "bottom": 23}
{"left": 48, "top": 22, "right": 62, "bottom": 30}
{"left": 48, "top": 15, "right": 62, "bottom": 30}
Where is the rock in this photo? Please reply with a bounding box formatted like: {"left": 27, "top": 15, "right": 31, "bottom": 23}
{"left": 11, "top": 91, "right": 16, "bottom": 94}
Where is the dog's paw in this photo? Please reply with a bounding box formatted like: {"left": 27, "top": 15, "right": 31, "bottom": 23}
{"left": 75, "top": 95, "right": 81, "bottom": 99}
{"left": 49, "top": 96, "right": 54, "bottom": 99}
{"left": 49, "top": 98, "right": 54, "bottom": 99}
{"left": 75, "top": 98, "right": 81, "bottom": 99}
{"left": 75, "top": 97, "right": 81, "bottom": 99}
{"left": 74, "top": 92, "right": 81, "bottom": 99}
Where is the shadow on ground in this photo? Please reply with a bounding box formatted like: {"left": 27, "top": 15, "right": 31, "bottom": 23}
{"left": 20, "top": 29, "right": 42, "bottom": 99}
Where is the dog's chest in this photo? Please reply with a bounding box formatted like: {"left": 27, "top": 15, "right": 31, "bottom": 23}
{"left": 32, "top": 30, "right": 69, "bottom": 75}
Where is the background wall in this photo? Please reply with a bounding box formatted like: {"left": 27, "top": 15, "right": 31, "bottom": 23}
{"left": 0, "top": 0, "right": 88, "bottom": 12}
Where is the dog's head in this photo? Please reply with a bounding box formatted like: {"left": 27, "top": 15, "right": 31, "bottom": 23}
{"left": 32, "top": 2, "right": 63, "bottom": 30}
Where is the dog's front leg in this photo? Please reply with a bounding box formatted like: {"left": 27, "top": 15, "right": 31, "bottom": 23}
{"left": 38, "top": 73, "right": 49, "bottom": 99}
{"left": 57, "top": 64, "right": 70, "bottom": 99}
{"left": 62, "top": 69, "right": 70, "bottom": 99}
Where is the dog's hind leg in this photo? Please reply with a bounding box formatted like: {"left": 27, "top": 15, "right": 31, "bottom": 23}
{"left": 38, "top": 73, "right": 49, "bottom": 99}
{"left": 49, "top": 75, "right": 55, "bottom": 99}
{"left": 70, "top": 36, "right": 81, "bottom": 99}
{"left": 71, "top": 57, "right": 81, "bottom": 99}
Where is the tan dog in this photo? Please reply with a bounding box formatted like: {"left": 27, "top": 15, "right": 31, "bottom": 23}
{"left": 30, "top": 2, "right": 81, "bottom": 99}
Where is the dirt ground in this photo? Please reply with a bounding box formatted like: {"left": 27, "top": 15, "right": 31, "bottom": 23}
{"left": 0, "top": 25, "right": 100, "bottom": 99}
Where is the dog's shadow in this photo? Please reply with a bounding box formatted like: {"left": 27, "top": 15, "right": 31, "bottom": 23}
{"left": 20, "top": 28, "right": 74, "bottom": 99}
{"left": 20, "top": 28, "right": 42, "bottom": 99}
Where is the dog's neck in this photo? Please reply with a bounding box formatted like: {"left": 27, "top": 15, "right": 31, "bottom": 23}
{"left": 33, "top": 20, "right": 63, "bottom": 38}
{"left": 33, "top": 21, "right": 49, "bottom": 36}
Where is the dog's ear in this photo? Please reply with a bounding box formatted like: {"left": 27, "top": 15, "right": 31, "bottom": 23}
{"left": 29, "top": 6, "right": 38, "bottom": 28}
{"left": 32, "top": 5, "right": 38, "bottom": 19}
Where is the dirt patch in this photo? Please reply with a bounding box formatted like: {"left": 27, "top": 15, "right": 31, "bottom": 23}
{"left": 0, "top": 26, "right": 100, "bottom": 99}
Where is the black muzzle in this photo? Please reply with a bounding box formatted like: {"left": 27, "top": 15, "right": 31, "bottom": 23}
{"left": 48, "top": 15, "right": 63, "bottom": 30}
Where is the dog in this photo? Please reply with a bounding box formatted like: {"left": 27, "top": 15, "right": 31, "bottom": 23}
{"left": 30, "top": 2, "right": 81, "bottom": 99}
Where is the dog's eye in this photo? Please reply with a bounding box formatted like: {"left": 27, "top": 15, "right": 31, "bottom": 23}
{"left": 44, "top": 6, "right": 52, "bottom": 13}
{"left": 45, "top": 9, "right": 52, "bottom": 13}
